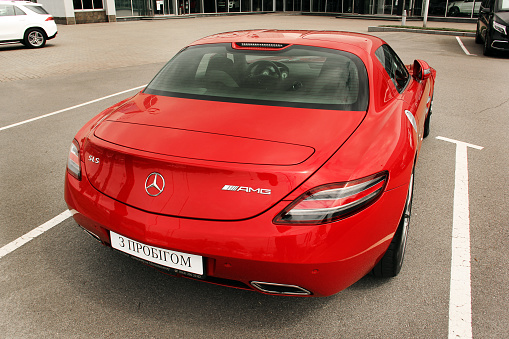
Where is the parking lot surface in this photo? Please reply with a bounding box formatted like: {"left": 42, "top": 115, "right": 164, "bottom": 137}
{"left": 1, "top": 14, "right": 508, "bottom": 338}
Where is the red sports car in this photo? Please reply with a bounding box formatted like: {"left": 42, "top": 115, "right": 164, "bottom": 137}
{"left": 65, "top": 30, "right": 436, "bottom": 297}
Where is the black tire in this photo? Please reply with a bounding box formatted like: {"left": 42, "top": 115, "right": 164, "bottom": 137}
{"left": 23, "top": 28, "right": 46, "bottom": 48}
{"left": 423, "top": 98, "right": 432, "bottom": 138}
{"left": 448, "top": 7, "right": 459, "bottom": 16}
{"left": 423, "top": 113, "right": 431, "bottom": 139}
{"left": 483, "top": 32, "right": 493, "bottom": 56}
{"left": 372, "top": 171, "right": 413, "bottom": 278}
{"left": 475, "top": 23, "right": 483, "bottom": 44}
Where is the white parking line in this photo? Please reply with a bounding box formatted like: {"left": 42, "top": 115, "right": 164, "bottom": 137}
{"left": 0, "top": 85, "right": 146, "bottom": 132}
{"left": 436, "top": 136, "right": 483, "bottom": 339}
{"left": 456, "top": 37, "right": 476, "bottom": 56}
{"left": 0, "top": 210, "right": 73, "bottom": 259}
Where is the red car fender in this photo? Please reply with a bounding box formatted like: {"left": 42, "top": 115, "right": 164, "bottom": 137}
{"left": 283, "top": 99, "right": 416, "bottom": 203}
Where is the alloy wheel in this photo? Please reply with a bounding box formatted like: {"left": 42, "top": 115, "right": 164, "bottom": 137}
{"left": 28, "top": 31, "right": 44, "bottom": 47}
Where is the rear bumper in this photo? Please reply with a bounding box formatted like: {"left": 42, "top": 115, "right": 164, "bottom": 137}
{"left": 65, "top": 171, "right": 408, "bottom": 297}
{"left": 47, "top": 31, "right": 57, "bottom": 40}
{"left": 40, "top": 22, "right": 58, "bottom": 40}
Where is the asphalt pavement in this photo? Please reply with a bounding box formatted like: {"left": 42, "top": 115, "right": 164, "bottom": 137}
{"left": 1, "top": 14, "right": 508, "bottom": 338}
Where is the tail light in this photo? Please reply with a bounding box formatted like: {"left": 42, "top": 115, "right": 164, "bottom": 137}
{"left": 67, "top": 139, "right": 81, "bottom": 180}
{"left": 45, "top": 16, "right": 54, "bottom": 21}
{"left": 274, "top": 172, "right": 388, "bottom": 225}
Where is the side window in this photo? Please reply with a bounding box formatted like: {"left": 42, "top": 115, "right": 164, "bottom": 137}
{"left": 25, "top": 5, "right": 49, "bottom": 14}
{"left": 375, "top": 44, "right": 410, "bottom": 93}
{"left": 14, "top": 6, "right": 27, "bottom": 15}
{"left": 0, "top": 4, "right": 16, "bottom": 16}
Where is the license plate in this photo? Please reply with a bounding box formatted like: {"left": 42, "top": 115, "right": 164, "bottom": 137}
{"left": 110, "top": 231, "right": 204, "bottom": 276}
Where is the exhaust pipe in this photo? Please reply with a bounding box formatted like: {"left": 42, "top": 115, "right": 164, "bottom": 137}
{"left": 251, "top": 281, "right": 311, "bottom": 296}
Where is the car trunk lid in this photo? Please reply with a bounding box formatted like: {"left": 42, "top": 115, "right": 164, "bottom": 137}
{"left": 83, "top": 93, "right": 365, "bottom": 220}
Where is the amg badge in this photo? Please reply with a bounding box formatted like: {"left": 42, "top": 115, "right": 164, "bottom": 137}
{"left": 222, "top": 185, "right": 271, "bottom": 195}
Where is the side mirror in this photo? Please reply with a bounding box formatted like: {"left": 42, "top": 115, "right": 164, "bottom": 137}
{"left": 413, "top": 59, "right": 432, "bottom": 81}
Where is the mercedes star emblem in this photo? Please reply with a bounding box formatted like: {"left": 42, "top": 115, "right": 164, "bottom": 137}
{"left": 145, "top": 172, "right": 165, "bottom": 197}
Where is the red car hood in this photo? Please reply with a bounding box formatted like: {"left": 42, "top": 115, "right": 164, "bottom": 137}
{"left": 83, "top": 93, "right": 365, "bottom": 220}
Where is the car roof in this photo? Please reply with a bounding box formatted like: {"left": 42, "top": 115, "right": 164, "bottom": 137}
{"left": 189, "top": 30, "right": 386, "bottom": 58}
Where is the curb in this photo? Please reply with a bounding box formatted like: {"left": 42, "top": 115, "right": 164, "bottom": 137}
{"left": 368, "top": 26, "right": 475, "bottom": 37}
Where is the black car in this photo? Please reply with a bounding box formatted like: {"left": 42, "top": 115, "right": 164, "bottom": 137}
{"left": 476, "top": 0, "right": 509, "bottom": 55}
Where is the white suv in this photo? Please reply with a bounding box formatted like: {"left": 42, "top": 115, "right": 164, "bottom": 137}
{"left": 0, "top": 0, "right": 57, "bottom": 48}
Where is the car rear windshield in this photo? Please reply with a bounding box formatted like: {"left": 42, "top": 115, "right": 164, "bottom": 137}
{"left": 144, "top": 43, "right": 369, "bottom": 111}
{"left": 25, "top": 5, "right": 49, "bottom": 14}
